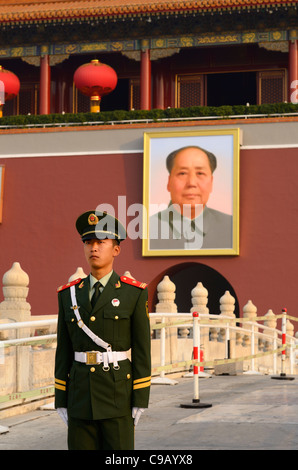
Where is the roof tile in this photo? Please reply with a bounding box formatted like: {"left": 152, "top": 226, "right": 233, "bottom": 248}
{"left": 0, "top": 0, "right": 295, "bottom": 22}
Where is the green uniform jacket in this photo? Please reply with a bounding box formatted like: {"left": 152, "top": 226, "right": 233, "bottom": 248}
{"left": 54, "top": 271, "right": 151, "bottom": 420}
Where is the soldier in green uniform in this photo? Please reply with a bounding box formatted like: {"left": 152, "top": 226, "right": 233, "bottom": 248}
{"left": 54, "top": 210, "right": 151, "bottom": 450}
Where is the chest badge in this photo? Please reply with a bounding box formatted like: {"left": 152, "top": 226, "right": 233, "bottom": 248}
{"left": 112, "top": 298, "right": 120, "bottom": 307}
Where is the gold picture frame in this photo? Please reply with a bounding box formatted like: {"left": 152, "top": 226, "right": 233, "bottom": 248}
{"left": 142, "top": 129, "right": 240, "bottom": 257}
{"left": 0, "top": 165, "right": 4, "bottom": 223}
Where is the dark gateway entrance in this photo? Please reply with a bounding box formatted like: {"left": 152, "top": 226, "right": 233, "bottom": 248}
{"left": 154, "top": 262, "right": 240, "bottom": 317}
{"left": 207, "top": 72, "right": 257, "bottom": 107}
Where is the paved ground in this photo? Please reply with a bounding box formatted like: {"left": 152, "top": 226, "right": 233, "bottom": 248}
{"left": 0, "top": 373, "right": 297, "bottom": 452}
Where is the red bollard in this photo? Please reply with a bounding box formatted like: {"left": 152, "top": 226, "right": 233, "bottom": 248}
{"left": 180, "top": 312, "right": 212, "bottom": 408}
{"left": 200, "top": 349, "right": 204, "bottom": 372}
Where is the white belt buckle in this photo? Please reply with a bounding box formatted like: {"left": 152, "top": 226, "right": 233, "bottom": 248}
{"left": 86, "top": 351, "right": 99, "bottom": 365}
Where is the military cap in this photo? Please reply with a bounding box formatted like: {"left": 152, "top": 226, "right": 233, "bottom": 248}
{"left": 76, "top": 210, "right": 127, "bottom": 242}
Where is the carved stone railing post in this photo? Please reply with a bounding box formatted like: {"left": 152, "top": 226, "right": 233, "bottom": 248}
{"left": 243, "top": 299, "right": 260, "bottom": 372}
{"left": 286, "top": 318, "right": 295, "bottom": 363}
{"left": 68, "top": 267, "right": 87, "bottom": 282}
{"left": 286, "top": 318, "right": 294, "bottom": 338}
{"left": 191, "top": 282, "right": 209, "bottom": 352}
{"left": 122, "top": 271, "right": 135, "bottom": 280}
{"left": 219, "top": 290, "right": 236, "bottom": 318}
{"left": 243, "top": 300, "right": 258, "bottom": 348}
{"left": 154, "top": 275, "right": 178, "bottom": 367}
{"left": 155, "top": 275, "right": 177, "bottom": 314}
{"left": 264, "top": 308, "right": 279, "bottom": 373}
{"left": 264, "top": 308, "right": 277, "bottom": 329}
{"left": 0, "top": 262, "right": 31, "bottom": 323}
{"left": 191, "top": 282, "right": 209, "bottom": 315}
{"left": 219, "top": 291, "right": 236, "bottom": 357}
{"left": 264, "top": 309, "right": 277, "bottom": 351}
{"left": 0, "top": 262, "right": 31, "bottom": 392}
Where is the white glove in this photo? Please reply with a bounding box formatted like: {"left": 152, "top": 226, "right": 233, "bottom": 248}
{"left": 57, "top": 407, "right": 68, "bottom": 426}
{"left": 132, "top": 407, "right": 144, "bottom": 426}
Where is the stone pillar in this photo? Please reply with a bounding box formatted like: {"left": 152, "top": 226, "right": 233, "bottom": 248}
{"left": 190, "top": 282, "right": 209, "bottom": 315}
{"left": 264, "top": 309, "right": 277, "bottom": 351}
{"left": 155, "top": 275, "right": 177, "bottom": 315}
{"left": 190, "top": 282, "right": 209, "bottom": 352}
{"left": 122, "top": 271, "right": 135, "bottom": 279}
{"left": 264, "top": 308, "right": 277, "bottom": 330}
{"left": 219, "top": 291, "right": 236, "bottom": 357}
{"left": 0, "top": 262, "right": 31, "bottom": 323}
{"left": 286, "top": 318, "right": 294, "bottom": 338}
{"left": 243, "top": 300, "right": 258, "bottom": 346}
{"left": 220, "top": 291, "right": 236, "bottom": 319}
{"left": 0, "top": 262, "right": 31, "bottom": 392}
{"left": 154, "top": 275, "right": 177, "bottom": 366}
{"left": 68, "top": 267, "right": 87, "bottom": 282}
{"left": 264, "top": 308, "right": 278, "bottom": 374}
{"left": 243, "top": 299, "right": 260, "bottom": 373}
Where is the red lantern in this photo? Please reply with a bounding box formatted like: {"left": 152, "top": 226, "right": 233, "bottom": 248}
{"left": 74, "top": 59, "right": 118, "bottom": 112}
{"left": 0, "top": 66, "right": 20, "bottom": 117}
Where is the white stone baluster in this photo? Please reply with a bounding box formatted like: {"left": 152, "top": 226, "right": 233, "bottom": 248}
{"left": 242, "top": 300, "right": 257, "bottom": 347}
{"left": 68, "top": 267, "right": 87, "bottom": 282}
{"left": 264, "top": 309, "right": 277, "bottom": 351}
{"left": 263, "top": 309, "right": 277, "bottom": 374}
{"left": 155, "top": 275, "right": 177, "bottom": 314}
{"left": 0, "top": 262, "right": 31, "bottom": 392}
{"left": 219, "top": 291, "right": 235, "bottom": 357}
{"left": 190, "top": 282, "right": 209, "bottom": 315}
{"left": 243, "top": 299, "right": 260, "bottom": 374}
{"left": 153, "top": 275, "right": 178, "bottom": 384}
{"left": 0, "top": 262, "right": 31, "bottom": 330}
{"left": 122, "top": 271, "right": 135, "bottom": 279}
{"left": 286, "top": 317, "right": 295, "bottom": 374}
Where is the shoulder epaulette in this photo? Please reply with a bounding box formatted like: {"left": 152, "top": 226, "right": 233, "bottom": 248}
{"left": 57, "top": 278, "right": 82, "bottom": 293}
{"left": 120, "top": 276, "right": 147, "bottom": 289}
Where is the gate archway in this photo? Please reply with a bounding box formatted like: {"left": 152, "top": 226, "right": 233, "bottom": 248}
{"left": 149, "top": 262, "right": 239, "bottom": 317}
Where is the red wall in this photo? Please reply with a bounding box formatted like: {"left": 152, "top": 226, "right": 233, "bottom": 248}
{"left": 0, "top": 141, "right": 297, "bottom": 330}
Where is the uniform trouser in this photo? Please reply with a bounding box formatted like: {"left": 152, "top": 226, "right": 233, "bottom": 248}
{"left": 68, "top": 414, "right": 135, "bottom": 450}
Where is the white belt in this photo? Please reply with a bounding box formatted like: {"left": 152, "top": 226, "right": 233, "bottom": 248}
{"left": 75, "top": 350, "right": 128, "bottom": 371}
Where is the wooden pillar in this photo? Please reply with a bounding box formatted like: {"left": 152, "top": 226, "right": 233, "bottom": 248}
{"left": 140, "top": 49, "right": 151, "bottom": 110}
{"left": 288, "top": 39, "right": 298, "bottom": 103}
{"left": 55, "top": 70, "right": 68, "bottom": 114}
{"left": 153, "top": 65, "right": 165, "bottom": 109}
{"left": 39, "top": 55, "right": 51, "bottom": 114}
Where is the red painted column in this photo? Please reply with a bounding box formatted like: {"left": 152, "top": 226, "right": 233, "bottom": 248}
{"left": 140, "top": 49, "right": 151, "bottom": 110}
{"left": 39, "top": 55, "right": 51, "bottom": 114}
{"left": 153, "top": 65, "right": 165, "bottom": 109}
{"left": 56, "top": 70, "right": 69, "bottom": 114}
{"left": 288, "top": 39, "right": 298, "bottom": 103}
